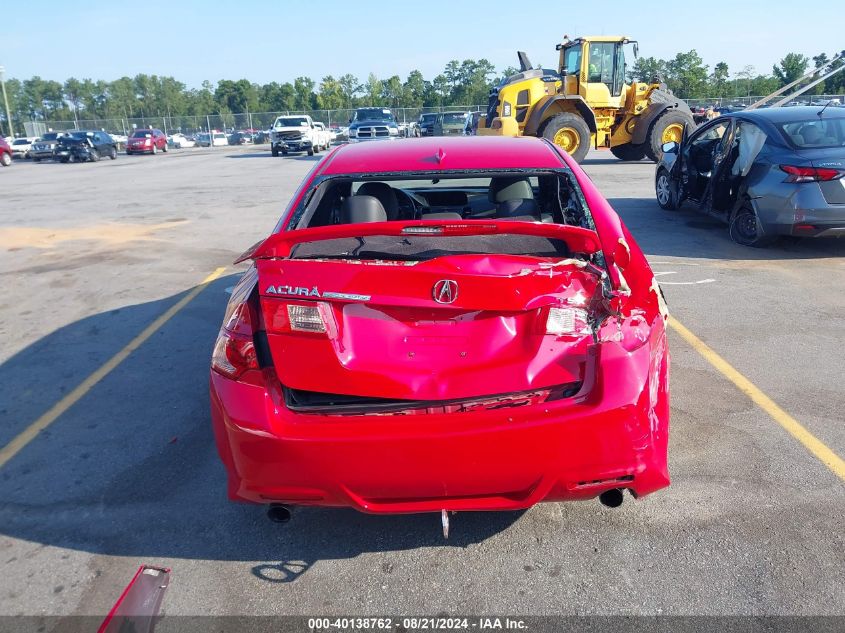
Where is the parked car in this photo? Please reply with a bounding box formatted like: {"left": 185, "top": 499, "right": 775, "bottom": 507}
{"left": 30, "top": 132, "right": 62, "bottom": 161}
{"left": 54, "top": 131, "right": 118, "bottom": 162}
{"left": 433, "top": 112, "right": 468, "bottom": 136}
{"left": 10, "top": 137, "right": 36, "bottom": 159}
{"left": 212, "top": 131, "right": 229, "bottom": 147}
{"left": 0, "top": 137, "right": 11, "bottom": 167}
{"left": 417, "top": 112, "right": 438, "bottom": 137}
{"left": 168, "top": 133, "right": 196, "bottom": 149}
{"left": 228, "top": 131, "right": 253, "bottom": 145}
{"left": 210, "top": 136, "right": 671, "bottom": 523}
{"left": 126, "top": 129, "right": 168, "bottom": 155}
{"left": 312, "top": 121, "right": 331, "bottom": 150}
{"left": 655, "top": 105, "right": 845, "bottom": 246}
{"left": 347, "top": 107, "right": 400, "bottom": 142}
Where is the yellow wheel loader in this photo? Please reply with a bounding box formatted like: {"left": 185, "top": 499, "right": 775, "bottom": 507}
{"left": 478, "top": 36, "right": 696, "bottom": 163}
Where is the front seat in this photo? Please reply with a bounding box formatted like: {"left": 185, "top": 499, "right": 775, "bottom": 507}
{"left": 489, "top": 176, "right": 534, "bottom": 204}
{"left": 467, "top": 176, "right": 535, "bottom": 217}
{"left": 339, "top": 195, "right": 387, "bottom": 224}
{"left": 356, "top": 182, "right": 399, "bottom": 220}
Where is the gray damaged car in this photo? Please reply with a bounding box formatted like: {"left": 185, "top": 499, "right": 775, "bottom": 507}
{"left": 654, "top": 106, "right": 845, "bottom": 246}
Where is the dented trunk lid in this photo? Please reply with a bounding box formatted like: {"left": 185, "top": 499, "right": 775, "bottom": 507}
{"left": 247, "top": 221, "right": 605, "bottom": 403}
{"left": 257, "top": 256, "right": 599, "bottom": 401}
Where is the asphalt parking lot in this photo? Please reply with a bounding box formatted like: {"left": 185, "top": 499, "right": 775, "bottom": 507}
{"left": 0, "top": 144, "right": 843, "bottom": 620}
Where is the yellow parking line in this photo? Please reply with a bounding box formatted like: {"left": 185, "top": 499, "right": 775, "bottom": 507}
{"left": 669, "top": 317, "right": 845, "bottom": 483}
{"left": 0, "top": 267, "right": 227, "bottom": 470}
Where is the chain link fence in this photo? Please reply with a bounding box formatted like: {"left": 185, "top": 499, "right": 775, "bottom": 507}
{"left": 685, "top": 94, "right": 844, "bottom": 109}
{"left": 26, "top": 105, "right": 488, "bottom": 139}
{"left": 25, "top": 95, "right": 842, "bottom": 138}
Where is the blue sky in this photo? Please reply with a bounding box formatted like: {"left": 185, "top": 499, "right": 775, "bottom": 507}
{"left": 2, "top": 0, "right": 837, "bottom": 86}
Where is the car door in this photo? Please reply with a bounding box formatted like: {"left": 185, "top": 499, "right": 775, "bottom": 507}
{"left": 94, "top": 132, "right": 108, "bottom": 156}
{"left": 679, "top": 118, "right": 733, "bottom": 204}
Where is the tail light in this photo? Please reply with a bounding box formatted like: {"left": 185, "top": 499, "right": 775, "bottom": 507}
{"left": 287, "top": 304, "right": 326, "bottom": 333}
{"left": 212, "top": 272, "right": 260, "bottom": 380}
{"left": 780, "top": 165, "right": 842, "bottom": 183}
{"left": 262, "top": 299, "right": 336, "bottom": 337}
{"left": 546, "top": 307, "right": 592, "bottom": 336}
{"left": 211, "top": 328, "right": 257, "bottom": 379}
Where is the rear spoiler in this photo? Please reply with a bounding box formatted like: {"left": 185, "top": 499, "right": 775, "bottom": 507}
{"left": 235, "top": 220, "right": 602, "bottom": 263}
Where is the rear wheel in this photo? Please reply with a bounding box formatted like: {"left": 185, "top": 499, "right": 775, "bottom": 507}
{"left": 540, "top": 113, "right": 591, "bottom": 163}
{"left": 162, "top": 142, "right": 168, "bottom": 153}
{"left": 646, "top": 110, "right": 695, "bottom": 162}
{"left": 0, "top": 153, "right": 10, "bottom": 167}
{"left": 610, "top": 143, "right": 647, "bottom": 161}
{"left": 729, "top": 204, "right": 777, "bottom": 247}
{"left": 655, "top": 168, "right": 679, "bottom": 210}
{"left": 151, "top": 144, "right": 158, "bottom": 155}
{"left": 109, "top": 146, "right": 117, "bottom": 160}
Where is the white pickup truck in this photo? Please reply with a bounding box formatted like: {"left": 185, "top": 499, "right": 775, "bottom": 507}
{"left": 270, "top": 115, "right": 331, "bottom": 156}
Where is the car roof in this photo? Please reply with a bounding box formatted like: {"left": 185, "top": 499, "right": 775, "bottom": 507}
{"left": 731, "top": 105, "right": 845, "bottom": 124}
{"left": 319, "top": 136, "right": 567, "bottom": 175}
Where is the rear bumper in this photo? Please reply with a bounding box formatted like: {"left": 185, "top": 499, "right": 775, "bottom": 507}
{"left": 210, "top": 336, "right": 670, "bottom": 513}
{"left": 755, "top": 185, "right": 845, "bottom": 238}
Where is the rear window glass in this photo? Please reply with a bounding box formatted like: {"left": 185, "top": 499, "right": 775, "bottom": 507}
{"left": 777, "top": 118, "right": 845, "bottom": 148}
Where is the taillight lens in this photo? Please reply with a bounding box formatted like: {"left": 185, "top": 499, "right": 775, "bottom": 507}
{"left": 287, "top": 304, "right": 326, "bottom": 333}
{"left": 780, "top": 165, "right": 842, "bottom": 183}
{"left": 262, "top": 299, "right": 335, "bottom": 337}
{"left": 212, "top": 270, "right": 260, "bottom": 379}
{"left": 211, "top": 330, "right": 257, "bottom": 379}
{"left": 546, "top": 307, "right": 592, "bottom": 336}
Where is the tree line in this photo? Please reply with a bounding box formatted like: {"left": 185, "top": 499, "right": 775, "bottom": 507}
{"left": 2, "top": 50, "right": 843, "bottom": 133}
{"left": 630, "top": 50, "right": 844, "bottom": 100}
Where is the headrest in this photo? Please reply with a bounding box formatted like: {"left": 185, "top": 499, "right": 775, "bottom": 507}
{"left": 489, "top": 177, "right": 534, "bottom": 203}
{"left": 495, "top": 198, "right": 540, "bottom": 218}
{"left": 340, "top": 195, "right": 387, "bottom": 224}
{"left": 356, "top": 182, "right": 399, "bottom": 220}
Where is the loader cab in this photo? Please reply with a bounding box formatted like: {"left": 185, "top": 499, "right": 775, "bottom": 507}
{"left": 557, "top": 36, "right": 635, "bottom": 108}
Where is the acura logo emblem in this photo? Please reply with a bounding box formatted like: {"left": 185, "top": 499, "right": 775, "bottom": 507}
{"left": 433, "top": 279, "right": 458, "bottom": 304}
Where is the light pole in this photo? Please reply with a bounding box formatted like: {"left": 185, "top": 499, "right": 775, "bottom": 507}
{"left": 0, "top": 65, "right": 13, "bottom": 138}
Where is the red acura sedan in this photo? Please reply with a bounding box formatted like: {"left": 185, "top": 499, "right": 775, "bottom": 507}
{"left": 126, "top": 128, "right": 167, "bottom": 155}
{"left": 210, "top": 136, "right": 670, "bottom": 523}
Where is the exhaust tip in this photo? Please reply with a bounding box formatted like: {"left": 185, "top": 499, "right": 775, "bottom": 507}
{"left": 599, "top": 488, "right": 624, "bottom": 508}
{"left": 267, "top": 504, "right": 292, "bottom": 523}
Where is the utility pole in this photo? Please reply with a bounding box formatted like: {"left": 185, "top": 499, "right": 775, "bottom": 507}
{"left": 0, "top": 65, "right": 14, "bottom": 138}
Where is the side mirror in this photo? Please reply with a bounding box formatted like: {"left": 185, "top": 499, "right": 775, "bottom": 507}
{"left": 661, "top": 141, "right": 678, "bottom": 154}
